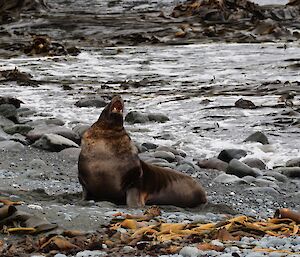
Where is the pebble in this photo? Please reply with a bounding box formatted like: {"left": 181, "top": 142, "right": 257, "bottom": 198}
{"left": 148, "top": 113, "right": 169, "bottom": 123}
{"left": 263, "top": 171, "right": 288, "bottom": 182}
{"left": 286, "top": 157, "right": 300, "bottom": 167}
{"left": 142, "top": 142, "right": 158, "bottom": 150}
{"left": 54, "top": 254, "right": 68, "bottom": 257}
{"left": 123, "top": 245, "right": 135, "bottom": 253}
{"left": 125, "top": 111, "right": 149, "bottom": 123}
{"left": 75, "top": 97, "right": 107, "bottom": 108}
{"left": 75, "top": 250, "right": 107, "bottom": 257}
{"left": 179, "top": 246, "right": 201, "bottom": 257}
{"left": 72, "top": 124, "right": 90, "bottom": 138}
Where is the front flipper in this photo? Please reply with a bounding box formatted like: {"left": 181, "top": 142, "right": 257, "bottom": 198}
{"left": 126, "top": 188, "right": 145, "bottom": 208}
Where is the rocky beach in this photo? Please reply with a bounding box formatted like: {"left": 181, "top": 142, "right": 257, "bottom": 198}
{"left": 0, "top": 0, "right": 300, "bottom": 256}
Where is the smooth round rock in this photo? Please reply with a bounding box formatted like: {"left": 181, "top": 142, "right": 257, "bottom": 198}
{"left": 125, "top": 111, "right": 149, "bottom": 124}
{"left": 27, "top": 124, "right": 80, "bottom": 143}
{"left": 235, "top": 98, "right": 256, "bottom": 109}
{"left": 72, "top": 124, "right": 90, "bottom": 138}
{"left": 254, "top": 178, "right": 279, "bottom": 189}
{"left": 176, "top": 163, "right": 195, "bottom": 173}
{"left": 4, "top": 124, "right": 33, "bottom": 135}
{"left": 244, "top": 131, "right": 269, "bottom": 145}
{"left": 0, "top": 115, "right": 15, "bottom": 128}
{"left": 0, "top": 140, "right": 24, "bottom": 152}
{"left": 75, "top": 250, "right": 107, "bottom": 257}
{"left": 75, "top": 97, "right": 107, "bottom": 108}
{"left": 0, "top": 104, "right": 18, "bottom": 123}
{"left": 197, "top": 158, "right": 228, "bottom": 171}
{"left": 153, "top": 151, "right": 176, "bottom": 162}
{"left": 242, "top": 158, "right": 266, "bottom": 170}
{"left": 148, "top": 113, "right": 169, "bottom": 123}
{"left": 156, "top": 146, "right": 180, "bottom": 156}
{"left": 275, "top": 167, "right": 300, "bottom": 178}
{"left": 226, "top": 159, "right": 259, "bottom": 178}
{"left": 141, "top": 142, "right": 158, "bottom": 150}
{"left": 263, "top": 171, "right": 288, "bottom": 182}
{"left": 286, "top": 157, "right": 300, "bottom": 167}
{"left": 32, "top": 133, "right": 79, "bottom": 152}
{"left": 218, "top": 149, "right": 247, "bottom": 163}
{"left": 213, "top": 173, "right": 247, "bottom": 184}
{"left": 246, "top": 186, "right": 279, "bottom": 195}
{"left": 59, "top": 147, "right": 81, "bottom": 161}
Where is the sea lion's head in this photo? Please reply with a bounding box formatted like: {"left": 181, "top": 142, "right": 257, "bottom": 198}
{"left": 97, "top": 95, "right": 124, "bottom": 130}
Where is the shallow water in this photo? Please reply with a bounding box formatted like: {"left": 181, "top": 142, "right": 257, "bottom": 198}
{"left": 0, "top": 43, "right": 300, "bottom": 168}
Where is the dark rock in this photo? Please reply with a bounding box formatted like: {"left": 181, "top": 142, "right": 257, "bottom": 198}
{"left": 0, "top": 115, "right": 14, "bottom": 128}
{"left": 26, "top": 124, "right": 80, "bottom": 143}
{"left": 235, "top": 98, "right": 256, "bottom": 109}
{"left": 141, "top": 142, "right": 158, "bottom": 150}
{"left": 75, "top": 97, "right": 107, "bottom": 108}
{"left": 0, "top": 128, "right": 10, "bottom": 141}
{"left": 218, "top": 149, "right": 247, "bottom": 163}
{"left": 226, "top": 159, "right": 260, "bottom": 178}
{"left": 213, "top": 173, "right": 247, "bottom": 184}
{"left": 72, "top": 124, "right": 90, "bottom": 139}
{"left": 242, "top": 158, "right": 266, "bottom": 170}
{"left": 17, "top": 107, "right": 36, "bottom": 117}
{"left": 125, "top": 111, "right": 149, "bottom": 124}
{"left": 286, "top": 157, "right": 300, "bottom": 167}
{"left": 263, "top": 171, "right": 288, "bottom": 182}
{"left": 3, "top": 124, "right": 33, "bottom": 135}
{"left": 0, "top": 140, "right": 24, "bottom": 152}
{"left": 0, "top": 104, "right": 19, "bottom": 123}
{"left": 0, "top": 68, "right": 34, "bottom": 85}
{"left": 244, "top": 131, "right": 269, "bottom": 145}
{"left": 153, "top": 151, "right": 176, "bottom": 163}
{"left": 0, "top": 96, "right": 23, "bottom": 108}
{"left": 197, "top": 158, "right": 228, "bottom": 171}
{"left": 148, "top": 113, "right": 169, "bottom": 123}
{"left": 276, "top": 167, "right": 300, "bottom": 178}
{"left": 32, "top": 133, "right": 79, "bottom": 152}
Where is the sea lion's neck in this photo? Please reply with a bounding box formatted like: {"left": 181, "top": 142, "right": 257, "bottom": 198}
{"left": 87, "top": 122, "right": 127, "bottom": 139}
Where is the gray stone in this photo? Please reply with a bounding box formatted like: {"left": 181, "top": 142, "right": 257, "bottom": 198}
{"left": 156, "top": 146, "right": 180, "bottom": 156}
{"left": 75, "top": 250, "right": 107, "bottom": 257}
{"left": 72, "top": 124, "right": 90, "bottom": 138}
{"left": 0, "top": 128, "right": 10, "bottom": 141}
{"left": 213, "top": 173, "right": 247, "bottom": 184}
{"left": 176, "top": 163, "right": 195, "bottom": 173}
{"left": 179, "top": 246, "right": 201, "bottom": 257}
{"left": 218, "top": 149, "right": 247, "bottom": 163}
{"left": 152, "top": 162, "right": 176, "bottom": 169}
{"left": 146, "top": 158, "right": 169, "bottom": 164}
{"left": 226, "top": 159, "right": 259, "bottom": 178}
{"left": 197, "top": 158, "right": 228, "bottom": 171}
{"left": 275, "top": 167, "right": 300, "bottom": 178}
{"left": 27, "top": 124, "right": 80, "bottom": 143}
{"left": 263, "top": 171, "right": 288, "bottom": 182}
{"left": 0, "top": 115, "right": 14, "bottom": 128}
{"left": 254, "top": 178, "right": 279, "bottom": 189}
{"left": 141, "top": 142, "right": 158, "bottom": 150}
{"left": 75, "top": 97, "right": 107, "bottom": 108}
{"left": 242, "top": 158, "right": 266, "bottom": 170}
{"left": 153, "top": 151, "right": 176, "bottom": 162}
{"left": 0, "top": 96, "right": 23, "bottom": 108}
{"left": 17, "top": 107, "right": 36, "bottom": 117}
{"left": 3, "top": 124, "right": 33, "bottom": 135}
{"left": 246, "top": 186, "right": 279, "bottom": 195}
{"left": 286, "top": 157, "right": 300, "bottom": 167}
{"left": 32, "top": 133, "right": 79, "bottom": 152}
{"left": 244, "top": 131, "right": 269, "bottom": 145}
{"left": 60, "top": 147, "right": 81, "bottom": 161}
{"left": 242, "top": 175, "right": 256, "bottom": 183}
{"left": 0, "top": 140, "right": 24, "bottom": 152}
{"left": 123, "top": 246, "right": 135, "bottom": 253}
{"left": 125, "top": 111, "right": 149, "bottom": 124}
{"left": 29, "top": 159, "right": 47, "bottom": 169}
{"left": 0, "top": 104, "right": 18, "bottom": 123}
{"left": 148, "top": 113, "right": 169, "bottom": 123}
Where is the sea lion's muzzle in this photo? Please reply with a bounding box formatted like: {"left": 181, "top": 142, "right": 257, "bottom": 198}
{"left": 110, "top": 98, "right": 124, "bottom": 115}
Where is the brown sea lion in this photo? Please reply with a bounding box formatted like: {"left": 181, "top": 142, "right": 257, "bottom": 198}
{"left": 78, "top": 96, "right": 207, "bottom": 207}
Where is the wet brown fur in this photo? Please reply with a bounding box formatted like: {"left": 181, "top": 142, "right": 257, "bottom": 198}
{"left": 78, "top": 96, "right": 207, "bottom": 207}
